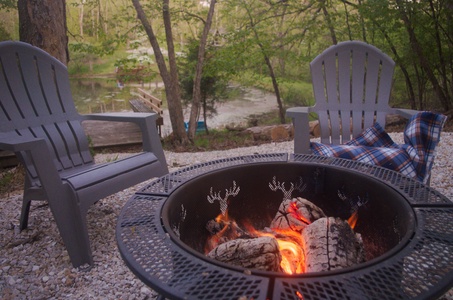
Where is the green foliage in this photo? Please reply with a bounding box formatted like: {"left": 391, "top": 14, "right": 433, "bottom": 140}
{"left": 0, "top": 0, "right": 16, "bottom": 10}
{"left": 279, "top": 81, "right": 314, "bottom": 107}
{"left": 6, "top": 0, "right": 447, "bottom": 113}
{"left": 0, "top": 169, "right": 15, "bottom": 191}
{"left": 178, "top": 38, "right": 232, "bottom": 122}
{"left": 69, "top": 40, "right": 121, "bottom": 57}
{"left": 114, "top": 55, "right": 157, "bottom": 83}
{"left": 0, "top": 0, "right": 17, "bottom": 41}
{"left": 0, "top": 25, "right": 12, "bottom": 41}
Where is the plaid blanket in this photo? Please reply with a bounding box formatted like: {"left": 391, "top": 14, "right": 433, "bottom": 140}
{"left": 311, "top": 112, "right": 447, "bottom": 183}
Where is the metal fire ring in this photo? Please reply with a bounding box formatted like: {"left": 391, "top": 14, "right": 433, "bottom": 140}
{"left": 116, "top": 153, "right": 453, "bottom": 300}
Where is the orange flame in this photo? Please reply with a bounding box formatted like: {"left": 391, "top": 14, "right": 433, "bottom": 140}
{"left": 348, "top": 211, "right": 358, "bottom": 229}
{"left": 288, "top": 201, "right": 311, "bottom": 225}
{"left": 206, "top": 203, "right": 359, "bottom": 275}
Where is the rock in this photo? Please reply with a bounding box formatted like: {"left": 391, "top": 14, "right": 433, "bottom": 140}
{"left": 271, "top": 125, "right": 290, "bottom": 141}
{"left": 244, "top": 124, "right": 293, "bottom": 141}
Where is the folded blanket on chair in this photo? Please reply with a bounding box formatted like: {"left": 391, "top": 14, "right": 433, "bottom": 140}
{"left": 310, "top": 112, "right": 447, "bottom": 183}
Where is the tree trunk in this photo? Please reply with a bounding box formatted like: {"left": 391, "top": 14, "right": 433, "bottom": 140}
{"left": 244, "top": 5, "right": 286, "bottom": 124}
{"left": 321, "top": 1, "right": 337, "bottom": 45}
{"left": 162, "top": 0, "right": 189, "bottom": 144}
{"left": 375, "top": 24, "right": 417, "bottom": 109}
{"left": 263, "top": 53, "right": 286, "bottom": 124}
{"left": 428, "top": 0, "right": 451, "bottom": 106}
{"left": 202, "top": 95, "right": 210, "bottom": 134}
{"left": 188, "top": 0, "right": 217, "bottom": 140}
{"left": 18, "top": 0, "right": 69, "bottom": 65}
{"left": 79, "top": 0, "right": 84, "bottom": 37}
{"left": 132, "top": 0, "right": 188, "bottom": 144}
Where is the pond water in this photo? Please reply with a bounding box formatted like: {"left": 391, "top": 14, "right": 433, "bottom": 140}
{"left": 70, "top": 78, "right": 163, "bottom": 114}
{"left": 70, "top": 79, "right": 278, "bottom": 136}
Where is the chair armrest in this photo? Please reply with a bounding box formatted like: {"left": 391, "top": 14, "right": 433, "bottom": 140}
{"left": 82, "top": 112, "right": 158, "bottom": 150}
{"left": 0, "top": 134, "right": 46, "bottom": 152}
{"left": 82, "top": 112, "right": 158, "bottom": 122}
{"left": 286, "top": 107, "right": 313, "bottom": 154}
{"left": 0, "top": 134, "right": 64, "bottom": 192}
{"left": 81, "top": 113, "right": 167, "bottom": 170}
{"left": 392, "top": 108, "right": 420, "bottom": 119}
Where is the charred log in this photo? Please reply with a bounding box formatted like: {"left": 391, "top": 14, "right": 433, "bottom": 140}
{"left": 207, "top": 236, "right": 282, "bottom": 272}
{"left": 302, "top": 217, "right": 365, "bottom": 273}
{"left": 270, "top": 197, "right": 326, "bottom": 233}
{"left": 205, "top": 219, "right": 251, "bottom": 253}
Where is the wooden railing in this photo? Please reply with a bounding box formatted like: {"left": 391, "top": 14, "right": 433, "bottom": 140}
{"left": 129, "top": 88, "right": 164, "bottom": 136}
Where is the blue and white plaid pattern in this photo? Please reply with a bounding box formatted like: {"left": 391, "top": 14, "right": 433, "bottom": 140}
{"left": 310, "top": 112, "right": 447, "bottom": 183}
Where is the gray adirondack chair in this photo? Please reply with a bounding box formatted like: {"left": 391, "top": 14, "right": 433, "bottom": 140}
{"left": 287, "top": 40, "right": 418, "bottom": 154}
{"left": 0, "top": 41, "right": 169, "bottom": 268}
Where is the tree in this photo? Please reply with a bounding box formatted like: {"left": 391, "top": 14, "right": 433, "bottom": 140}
{"left": 179, "top": 39, "right": 229, "bottom": 134}
{"left": 187, "top": 0, "right": 217, "bottom": 139}
{"left": 18, "top": 0, "right": 69, "bottom": 65}
{"left": 395, "top": 0, "right": 451, "bottom": 111}
{"left": 223, "top": 0, "right": 315, "bottom": 124}
{"left": 132, "top": 0, "right": 189, "bottom": 145}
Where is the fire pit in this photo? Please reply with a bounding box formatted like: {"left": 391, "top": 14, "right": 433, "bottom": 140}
{"left": 117, "top": 154, "right": 453, "bottom": 299}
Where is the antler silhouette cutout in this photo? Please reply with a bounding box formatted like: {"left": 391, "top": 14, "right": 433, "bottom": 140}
{"left": 207, "top": 181, "right": 241, "bottom": 215}
{"left": 269, "top": 176, "right": 306, "bottom": 200}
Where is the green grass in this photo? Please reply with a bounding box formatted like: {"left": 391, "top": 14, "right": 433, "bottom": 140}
{"left": 235, "top": 72, "right": 314, "bottom": 107}
{"left": 163, "top": 128, "right": 258, "bottom": 152}
{"left": 0, "top": 165, "right": 24, "bottom": 195}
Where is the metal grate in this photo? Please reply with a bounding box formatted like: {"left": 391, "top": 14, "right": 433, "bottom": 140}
{"left": 117, "top": 154, "right": 453, "bottom": 300}
{"left": 117, "top": 194, "right": 269, "bottom": 300}
{"left": 273, "top": 207, "right": 453, "bottom": 300}
{"left": 291, "top": 154, "right": 452, "bottom": 205}
{"left": 138, "top": 153, "right": 288, "bottom": 195}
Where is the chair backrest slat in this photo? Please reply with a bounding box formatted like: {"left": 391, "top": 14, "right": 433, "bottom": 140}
{"left": 67, "top": 120, "right": 93, "bottom": 163}
{"left": 310, "top": 41, "right": 395, "bottom": 144}
{"left": 15, "top": 51, "right": 53, "bottom": 118}
{"left": 0, "top": 51, "right": 32, "bottom": 127}
{"left": 35, "top": 57, "right": 75, "bottom": 116}
{"left": 0, "top": 41, "right": 94, "bottom": 176}
{"left": 41, "top": 124, "right": 75, "bottom": 169}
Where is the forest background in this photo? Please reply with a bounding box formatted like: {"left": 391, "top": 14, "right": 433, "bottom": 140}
{"left": 0, "top": 0, "right": 452, "bottom": 146}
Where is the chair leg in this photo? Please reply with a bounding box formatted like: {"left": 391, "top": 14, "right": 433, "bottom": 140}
{"left": 45, "top": 192, "right": 94, "bottom": 268}
{"left": 19, "top": 197, "right": 32, "bottom": 230}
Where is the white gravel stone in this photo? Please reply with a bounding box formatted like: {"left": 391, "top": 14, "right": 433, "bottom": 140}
{"left": 0, "top": 133, "right": 451, "bottom": 299}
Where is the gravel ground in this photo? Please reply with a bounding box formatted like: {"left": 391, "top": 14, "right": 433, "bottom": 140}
{"left": 1, "top": 132, "right": 452, "bottom": 299}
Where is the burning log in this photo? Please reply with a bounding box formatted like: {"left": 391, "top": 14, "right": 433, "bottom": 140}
{"left": 270, "top": 197, "right": 326, "bottom": 233}
{"left": 302, "top": 217, "right": 365, "bottom": 273}
{"left": 207, "top": 236, "right": 282, "bottom": 272}
{"left": 205, "top": 197, "right": 365, "bottom": 274}
{"left": 205, "top": 219, "right": 251, "bottom": 253}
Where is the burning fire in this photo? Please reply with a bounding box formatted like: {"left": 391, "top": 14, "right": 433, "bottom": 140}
{"left": 348, "top": 211, "right": 358, "bottom": 229}
{"left": 288, "top": 201, "right": 312, "bottom": 225}
{"left": 205, "top": 199, "right": 359, "bottom": 275}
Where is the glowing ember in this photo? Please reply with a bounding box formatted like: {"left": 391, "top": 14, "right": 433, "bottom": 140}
{"left": 288, "top": 201, "right": 312, "bottom": 225}
{"left": 296, "top": 291, "right": 304, "bottom": 299}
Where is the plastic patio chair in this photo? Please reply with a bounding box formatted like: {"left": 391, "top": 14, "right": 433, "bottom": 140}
{"left": 286, "top": 40, "right": 419, "bottom": 154}
{"left": 0, "top": 41, "right": 169, "bottom": 268}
